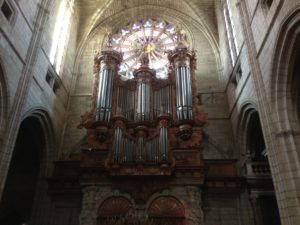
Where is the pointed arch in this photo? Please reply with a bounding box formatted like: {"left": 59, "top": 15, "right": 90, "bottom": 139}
{"left": 0, "top": 108, "right": 55, "bottom": 224}
{"left": 21, "top": 108, "right": 56, "bottom": 177}
{"left": 271, "top": 7, "right": 300, "bottom": 133}
{"left": 259, "top": 9, "right": 300, "bottom": 223}
{"left": 236, "top": 102, "right": 258, "bottom": 159}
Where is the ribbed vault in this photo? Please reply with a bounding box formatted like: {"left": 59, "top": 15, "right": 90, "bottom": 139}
{"left": 74, "top": 0, "right": 221, "bottom": 94}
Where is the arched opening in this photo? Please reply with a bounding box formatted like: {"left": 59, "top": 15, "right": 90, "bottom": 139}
{"left": 97, "top": 197, "right": 134, "bottom": 225}
{"left": 0, "top": 117, "right": 45, "bottom": 225}
{"left": 271, "top": 9, "right": 300, "bottom": 140}
{"left": 246, "top": 111, "right": 266, "bottom": 162}
{"left": 244, "top": 110, "right": 281, "bottom": 225}
{"left": 148, "top": 196, "right": 185, "bottom": 225}
{"left": 268, "top": 9, "right": 300, "bottom": 224}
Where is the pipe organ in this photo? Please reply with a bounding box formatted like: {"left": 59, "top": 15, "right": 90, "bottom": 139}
{"left": 49, "top": 25, "right": 240, "bottom": 225}
{"left": 78, "top": 35, "right": 207, "bottom": 176}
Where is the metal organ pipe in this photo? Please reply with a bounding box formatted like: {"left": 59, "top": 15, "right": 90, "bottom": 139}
{"left": 96, "top": 66, "right": 115, "bottom": 121}
{"left": 137, "top": 81, "right": 150, "bottom": 121}
{"left": 113, "top": 127, "right": 122, "bottom": 163}
{"left": 117, "top": 87, "right": 134, "bottom": 120}
{"left": 146, "top": 138, "right": 158, "bottom": 163}
{"left": 159, "top": 125, "right": 168, "bottom": 161}
{"left": 175, "top": 65, "right": 193, "bottom": 120}
{"left": 94, "top": 49, "right": 122, "bottom": 122}
{"left": 146, "top": 83, "right": 150, "bottom": 119}
{"left": 154, "top": 85, "right": 172, "bottom": 118}
{"left": 123, "top": 137, "right": 135, "bottom": 163}
{"left": 187, "top": 67, "right": 191, "bottom": 105}
{"left": 106, "top": 70, "right": 113, "bottom": 120}
{"left": 182, "top": 67, "right": 186, "bottom": 107}
{"left": 137, "top": 137, "right": 144, "bottom": 161}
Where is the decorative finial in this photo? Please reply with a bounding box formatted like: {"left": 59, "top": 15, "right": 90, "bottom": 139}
{"left": 139, "top": 52, "right": 149, "bottom": 67}
{"left": 175, "top": 28, "right": 188, "bottom": 48}
{"left": 159, "top": 103, "right": 166, "bottom": 116}
{"left": 105, "top": 27, "right": 113, "bottom": 49}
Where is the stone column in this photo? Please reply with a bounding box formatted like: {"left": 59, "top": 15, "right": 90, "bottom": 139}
{"left": 237, "top": 1, "right": 300, "bottom": 225}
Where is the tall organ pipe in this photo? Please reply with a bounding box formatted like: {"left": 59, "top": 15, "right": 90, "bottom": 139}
{"left": 96, "top": 66, "right": 114, "bottom": 121}
{"left": 137, "top": 81, "right": 150, "bottom": 121}
{"left": 94, "top": 50, "right": 122, "bottom": 122}
{"left": 175, "top": 65, "right": 193, "bottom": 120}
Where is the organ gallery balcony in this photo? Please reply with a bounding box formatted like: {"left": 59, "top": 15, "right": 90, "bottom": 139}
{"left": 244, "top": 160, "right": 273, "bottom": 191}
{"left": 245, "top": 161, "right": 271, "bottom": 178}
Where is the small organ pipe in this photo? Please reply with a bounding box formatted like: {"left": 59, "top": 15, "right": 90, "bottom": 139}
{"left": 113, "top": 127, "right": 122, "bottom": 163}
{"left": 154, "top": 86, "right": 173, "bottom": 119}
{"left": 159, "top": 126, "right": 168, "bottom": 161}
{"left": 137, "top": 137, "right": 144, "bottom": 161}
{"left": 116, "top": 87, "right": 134, "bottom": 120}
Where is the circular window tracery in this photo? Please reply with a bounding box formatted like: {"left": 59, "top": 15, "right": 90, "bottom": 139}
{"left": 111, "top": 19, "right": 182, "bottom": 79}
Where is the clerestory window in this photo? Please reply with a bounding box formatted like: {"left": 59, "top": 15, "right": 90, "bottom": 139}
{"left": 224, "top": 0, "right": 239, "bottom": 66}
{"left": 50, "top": 0, "right": 74, "bottom": 74}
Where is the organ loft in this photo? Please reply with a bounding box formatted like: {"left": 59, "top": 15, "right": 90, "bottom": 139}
{"left": 49, "top": 20, "right": 240, "bottom": 225}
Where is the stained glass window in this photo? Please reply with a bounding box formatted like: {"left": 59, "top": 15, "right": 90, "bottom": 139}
{"left": 111, "top": 19, "right": 180, "bottom": 79}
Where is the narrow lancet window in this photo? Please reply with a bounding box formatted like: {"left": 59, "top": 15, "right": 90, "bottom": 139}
{"left": 50, "top": 0, "right": 74, "bottom": 74}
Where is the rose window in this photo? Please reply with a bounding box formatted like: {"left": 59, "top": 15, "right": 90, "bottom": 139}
{"left": 111, "top": 19, "right": 179, "bottom": 79}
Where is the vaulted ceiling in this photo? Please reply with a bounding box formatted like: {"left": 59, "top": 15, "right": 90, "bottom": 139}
{"left": 76, "top": 0, "right": 219, "bottom": 51}
{"left": 74, "top": 0, "right": 222, "bottom": 92}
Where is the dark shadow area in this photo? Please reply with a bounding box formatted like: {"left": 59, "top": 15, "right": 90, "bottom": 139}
{"left": 0, "top": 117, "right": 45, "bottom": 225}
{"left": 247, "top": 111, "right": 266, "bottom": 162}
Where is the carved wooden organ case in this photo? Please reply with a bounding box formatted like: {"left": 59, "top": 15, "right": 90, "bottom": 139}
{"left": 48, "top": 37, "right": 241, "bottom": 225}
{"left": 78, "top": 42, "right": 208, "bottom": 177}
